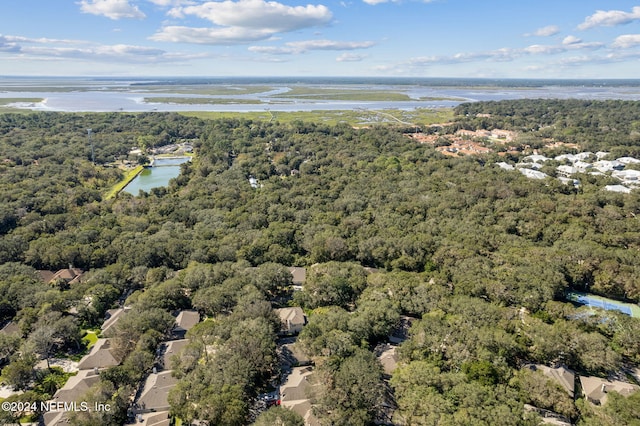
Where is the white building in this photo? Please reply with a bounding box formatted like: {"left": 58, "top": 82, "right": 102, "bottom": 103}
{"left": 519, "top": 168, "right": 549, "bottom": 180}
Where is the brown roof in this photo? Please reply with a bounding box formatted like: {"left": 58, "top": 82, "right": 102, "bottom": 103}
{"left": 275, "top": 307, "right": 306, "bottom": 333}
{"left": 288, "top": 267, "right": 306, "bottom": 285}
{"left": 77, "top": 338, "right": 120, "bottom": 370}
{"left": 0, "top": 321, "right": 20, "bottom": 336}
{"left": 39, "top": 268, "right": 84, "bottom": 285}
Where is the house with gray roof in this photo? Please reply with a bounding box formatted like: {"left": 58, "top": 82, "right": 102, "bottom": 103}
{"left": 136, "top": 371, "right": 178, "bottom": 412}
{"left": 101, "top": 307, "right": 131, "bottom": 338}
{"left": 525, "top": 364, "right": 575, "bottom": 398}
{"left": 580, "top": 376, "right": 639, "bottom": 405}
{"left": 77, "top": 338, "right": 121, "bottom": 370}
{"left": 158, "top": 339, "right": 188, "bottom": 371}
{"left": 280, "top": 366, "right": 321, "bottom": 426}
{"left": 44, "top": 369, "right": 101, "bottom": 425}
{"left": 173, "top": 310, "right": 200, "bottom": 338}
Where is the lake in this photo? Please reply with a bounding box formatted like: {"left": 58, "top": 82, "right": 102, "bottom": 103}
{"left": 123, "top": 157, "right": 191, "bottom": 195}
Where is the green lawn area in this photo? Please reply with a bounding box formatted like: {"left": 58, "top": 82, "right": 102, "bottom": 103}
{"left": 104, "top": 165, "right": 144, "bottom": 200}
{"left": 82, "top": 330, "right": 99, "bottom": 349}
{"left": 274, "top": 86, "right": 413, "bottom": 102}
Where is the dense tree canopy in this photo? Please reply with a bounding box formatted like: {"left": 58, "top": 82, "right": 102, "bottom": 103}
{"left": 1, "top": 102, "right": 640, "bottom": 424}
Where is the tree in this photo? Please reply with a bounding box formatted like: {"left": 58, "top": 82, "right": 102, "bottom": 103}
{"left": 316, "top": 348, "right": 386, "bottom": 425}
{"left": 253, "top": 406, "right": 304, "bottom": 426}
{"left": 2, "top": 352, "right": 36, "bottom": 391}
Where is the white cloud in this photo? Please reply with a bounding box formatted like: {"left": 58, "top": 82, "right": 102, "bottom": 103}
{"left": 249, "top": 39, "right": 375, "bottom": 54}
{"left": 78, "top": 0, "right": 146, "bottom": 20}
{"left": 578, "top": 6, "right": 640, "bottom": 30}
{"left": 612, "top": 34, "right": 640, "bottom": 49}
{"left": 151, "top": 26, "right": 275, "bottom": 44}
{"left": 146, "top": 0, "right": 192, "bottom": 5}
{"left": 526, "top": 25, "right": 560, "bottom": 37}
{"left": 362, "top": 0, "right": 433, "bottom": 4}
{"left": 177, "top": 0, "right": 331, "bottom": 31}
{"left": 336, "top": 53, "right": 365, "bottom": 62}
{"left": 562, "top": 35, "right": 581, "bottom": 45}
{"left": 288, "top": 39, "right": 375, "bottom": 51}
{"left": 0, "top": 32, "right": 205, "bottom": 63}
{"left": 153, "top": 0, "right": 332, "bottom": 45}
{"left": 524, "top": 44, "right": 564, "bottom": 55}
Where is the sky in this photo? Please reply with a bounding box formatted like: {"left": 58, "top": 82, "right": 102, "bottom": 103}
{"left": 1, "top": 0, "right": 640, "bottom": 78}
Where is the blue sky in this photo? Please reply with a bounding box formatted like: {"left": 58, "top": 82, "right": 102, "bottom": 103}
{"left": 1, "top": 0, "right": 640, "bottom": 77}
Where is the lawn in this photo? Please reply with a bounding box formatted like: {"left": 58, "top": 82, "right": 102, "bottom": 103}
{"left": 82, "top": 330, "right": 99, "bottom": 349}
{"left": 104, "top": 165, "right": 144, "bottom": 200}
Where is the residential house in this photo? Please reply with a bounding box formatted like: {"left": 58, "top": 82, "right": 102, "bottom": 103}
{"left": 580, "top": 376, "right": 640, "bottom": 405}
{"left": 389, "top": 316, "right": 415, "bottom": 344}
{"left": 280, "top": 366, "right": 321, "bottom": 426}
{"left": 519, "top": 168, "right": 549, "bottom": 180}
{"left": 38, "top": 267, "right": 84, "bottom": 287}
{"left": 554, "top": 154, "right": 578, "bottom": 163}
{"left": 574, "top": 152, "right": 593, "bottom": 161}
{"left": 593, "top": 160, "right": 624, "bottom": 173}
{"left": 523, "top": 404, "right": 572, "bottom": 426}
{"left": 289, "top": 267, "right": 307, "bottom": 288}
{"left": 173, "top": 310, "right": 200, "bottom": 339}
{"left": 556, "top": 165, "right": 578, "bottom": 177}
{"left": 605, "top": 185, "right": 632, "bottom": 194}
{"left": 135, "top": 371, "right": 178, "bottom": 412}
{"left": 517, "top": 162, "right": 543, "bottom": 170}
{"left": 279, "top": 342, "right": 312, "bottom": 368}
{"left": 76, "top": 338, "right": 121, "bottom": 370}
{"left": 616, "top": 156, "right": 640, "bottom": 165}
{"left": 574, "top": 161, "right": 593, "bottom": 172}
{"left": 525, "top": 364, "right": 575, "bottom": 398}
{"left": 376, "top": 344, "right": 399, "bottom": 377}
{"left": 158, "top": 339, "right": 189, "bottom": 371}
{"left": 496, "top": 162, "right": 515, "bottom": 171}
{"left": 523, "top": 154, "right": 551, "bottom": 163}
{"left": 101, "top": 307, "right": 131, "bottom": 338}
{"left": 0, "top": 321, "right": 20, "bottom": 336}
{"left": 612, "top": 169, "right": 640, "bottom": 184}
{"left": 44, "top": 369, "right": 101, "bottom": 425}
{"left": 275, "top": 307, "right": 307, "bottom": 335}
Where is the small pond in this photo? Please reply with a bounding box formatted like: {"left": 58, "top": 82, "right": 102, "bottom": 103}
{"left": 123, "top": 157, "right": 191, "bottom": 195}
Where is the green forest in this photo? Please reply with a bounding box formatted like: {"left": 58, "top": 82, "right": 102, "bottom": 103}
{"left": 0, "top": 100, "right": 640, "bottom": 425}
